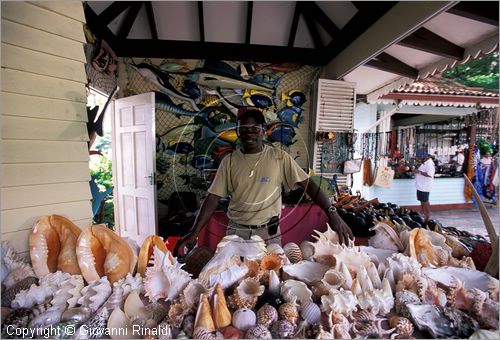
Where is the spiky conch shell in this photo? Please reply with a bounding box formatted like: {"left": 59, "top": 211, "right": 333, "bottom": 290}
{"left": 11, "top": 271, "right": 71, "bottom": 309}
{"left": 333, "top": 246, "right": 372, "bottom": 276}
{"left": 77, "top": 276, "right": 112, "bottom": 313}
{"left": 194, "top": 293, "right": 215, "bottom": 332}
{"left": 138, "top": 235, "right": 168, "bottom": 277}
{"left": 76, "top": 224, "right": 137, "bottom": 285}
{"left": 144, "top": 247, "right": 192, "bottom": 303}
{"left": 388, "top": 316, "right": 414, "bottom": 339}
{"left": 1, "top": 241, "right": 36, "bottom": 288}
{"left": 228, "top": 277, "right": 264, "bottom": 310}
{"left": 29, "top": 215, "right": 82, "bottom": 278}
{"left": 212, "top": 283, "right": 231, "bottom": 329}
{"left": 50, "top": 274, "right": 84, "bottom": 309}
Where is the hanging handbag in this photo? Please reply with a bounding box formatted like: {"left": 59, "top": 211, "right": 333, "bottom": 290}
{"left": 373, "top": 165, "right": 395, "bottom": 188}
{"left": 343, "top": 158, "right": 363, "bottom": 174}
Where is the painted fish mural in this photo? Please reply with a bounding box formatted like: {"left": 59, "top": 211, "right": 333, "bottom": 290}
{"left": 281, "top": 90, "right": 306, "bottom": 107}
{"left": 243, "top": 90, "right": 275, "bottom": 110}
{"left": 277, "top": 106, "right": 303, "bottom": 127}
{"left": 267, "top": 122, "right": 296, "bottom": 146}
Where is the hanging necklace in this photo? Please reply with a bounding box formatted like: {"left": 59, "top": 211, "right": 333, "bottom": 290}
{"left": 242, "top": 150, "right": 264, "bottom": 178}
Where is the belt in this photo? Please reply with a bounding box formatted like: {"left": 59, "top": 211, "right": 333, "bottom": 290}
{"left": 236, "top": 216, "right": 279, "bottom": 230}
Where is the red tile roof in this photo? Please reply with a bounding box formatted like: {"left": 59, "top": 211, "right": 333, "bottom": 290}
{"left": 394, "top": 76, "right": 498, "bottom": 98}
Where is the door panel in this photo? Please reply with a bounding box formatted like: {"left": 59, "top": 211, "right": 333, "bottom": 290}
{"left": 112, "top": 92, "right": 157, "bottom": 246}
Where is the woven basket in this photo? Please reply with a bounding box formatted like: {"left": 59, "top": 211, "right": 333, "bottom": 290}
{"left": 184, "top": 246, "right": 214, "bottom": 278}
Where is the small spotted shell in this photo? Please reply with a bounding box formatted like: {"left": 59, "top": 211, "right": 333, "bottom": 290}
{"left": 270, "top": 320, "right": 295, "bottom": 339}
{"left": 256, "top": 304, "right": 278, "bottom": 327}
{"left": 245, "top": 324, "right": 272, "bottom": 339}
{"left": 278, "top": 302, "right": 299, "bottom": 325}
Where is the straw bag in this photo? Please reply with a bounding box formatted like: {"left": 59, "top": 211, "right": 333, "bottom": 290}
{"left": 373, "top": 166, "right": 395, "bottom": 188}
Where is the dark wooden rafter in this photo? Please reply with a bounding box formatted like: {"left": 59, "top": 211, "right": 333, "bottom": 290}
{"left": 117, "top": 2, "right": 143, "bottom": 39}
{"left": 246, "top": 1, "right": 253, "bottom": 44}
{"left": 84, "top": 4, "right": 121, "bottom": 51}
{"left": 196, "top": 2, "right": 205, "bottom": 42}
{"left": 98, "top": 1, "right": 131, "bottom": 26}
{"left": 321, "top": 2, "right": 397, "bottom": 63}
{"left": 288, "top": 2, "right": 301, "bottom": 47}
{"left": 117, "top": 39, "right": 323, "bottom": 64}
{"left": 305, "top": 2, "right": 340, "bottom": 38}
{"left": 447, "top": 1, "right": 499, "bottom": 26}
{"left": 301, "top": 4, "right": 323, "bottom": 48}
{"left": 398, "top": 27, "right": 464, "bottom": 60}
{"left": 145, "top": 2, "right": 158, "bottom": 40}
{"left": 365, "top": 52, "right": 419, "bottom": 78}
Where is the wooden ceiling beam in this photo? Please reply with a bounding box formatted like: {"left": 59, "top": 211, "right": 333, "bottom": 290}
{"left": 305, "top": 2, "right": 340, "bottom": 39}
{"left": 398, "top": 27, "right": 464, "bottom": 60}
{"left": 288, "top": 2, "right": 301, "bottom": 47}
{"left": 115, "top": 38, "right": 323, "bottom": 65}
{"left": 301, "top": 4, "right": 323, "bottom": 48}
{"left": 447, "top": 1, "right": 499, "bottom": 26}
{"left": 365, "top": 52, "right": 419, "bottom": 78}
{"left": 98, "top": 1, "right": 131, "bottom": 26}
{"left": 84, "top": 4, "right": 120, "bottom": 50}
{"left": 198, "top": 1, "right": 205, "bottom": 42}
{"left": 145, "top": 2, "right": 158, "bottom": 40}
{"left": 246, "top": 1, "right": 253, "bottom": 44}
{"left": 117, "top": 2, "right": 143, "bottom": 39}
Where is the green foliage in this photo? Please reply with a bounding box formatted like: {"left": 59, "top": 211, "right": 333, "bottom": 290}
{"left": 442, "top": 53, "right": 499, "bottom": 90}
{"left": 90, "top": 156, "right": 114, "bottom": 227}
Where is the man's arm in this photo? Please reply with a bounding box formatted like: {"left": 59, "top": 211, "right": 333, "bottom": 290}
{"left": 173, "top": 193, "right": 221, "bottom": 256}
{"left": 296, "top": 178, "right": 353, "bottom": 245}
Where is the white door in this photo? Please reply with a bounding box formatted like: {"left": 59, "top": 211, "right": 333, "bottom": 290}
{"left": 112, "top": 92, "right": 157, "bottom": 245}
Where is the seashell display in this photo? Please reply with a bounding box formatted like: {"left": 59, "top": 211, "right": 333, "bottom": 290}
{"left": 194, "top": 293, "right": 215, "bottom": 332}
{"left": 244, "top": 259, "right": 262, "bottom": 279}
{"left": 29, "top": 215, "right": 82, "bottom": 277}
{"left": 12, "top": 271, "right": 72, "bottom": 309}
{"left": 310, "top": 281, "right": 330, "bottom": 301}
{"left": 312, "top": 223, "right": 340, "bottom": 244}
{"left": 232, "top": 308, "right": 256, "bottom": 332}
{"left": 368, "top": 222, "right": 404, "bottom": 251}
{"left": 358, "top": 246, "right": 396, "bottom": 266}
{"left": 299, "top": 240, "right": 315, "bottom": 260}
{"left": 181, "top": 279, "right": 209, "bottom": 311}
{"left": 320, "top": 288, "right": 358, "bottom": 315}
{"left": 321, "top": 269, "right": 345, "bottom": 290}
{"left": 124, "top": 290, "right": 148, "bottom": 320}
{"left": 138, "top": 235, "right": 168, "bottom": 277}
{"left": 61, "top": 306, "right": 93, "bottom": 323}
{"left": 394, "top": 290, "right": 421, "bottom": 318}
{"left": 50, "top": 274, "right": 84, "bottom": 309}
{"left": 114, "top": 272, "right": 144, "bottom": 296}
{"left": 352, "top": 318, "right": 395, "bottom": 339}
{"left": 144, "top": 247, "right": 192, "bottom": 302}
{"left": 407, "top": 228, "right": 441, "bottom": 267}
{"left": 267, "top": 269, "right": 280, "bottom": 295}
{"left": 256, "top": 304, "right": 278, "bottom": 327}
{"left": 270, "top": 319, "right": 295, "bottom": 339}
{"left": 422, "top": 266, "right": 498, "bottom": 292}
{"left": 333, "top": 246, "right": 372, "bottom": 275}
{"left": 332, "top": 323, "right": 351, "bottom": 339}
{"left": 266, "top": 243, "right": 284, "bottom": 255}
{"left": 1, "top": 241, "right": 36, "bottom": 289}
{"left": 182, "top": 314, "right": 195, "bottom": 337}
{"left": 366, "top": 261, "right": 382, "bottom": 289}
{"left": 280, "top": 279, "right": 312, "bottom": 306}
{"left": 222, "top": 326, "right": 243, "bottom": 339}
{"left": 28, "top": 306, "right": 64, "bottom": 328}
{"left": 445, "top": 234, "right": 471, "bottom": 258}
{"left": 278, "top": 302, "right": 299, "bottom": 325}
{"left": 228, "top": 277, "right": 264, "bottom": 310}
{"left": 468, "top": 329, "right": 500, "bottom": 339}
{"left": 207, "top": 263, "right": 248, "bottom": 290}
{"left": 167, "top": 299, "right": 189, "bottom": 328}
{"left": 72, "top": 306, "right": 109, "bottom": 339}
{"left": 212, "top": 283, "right": 231, "bottom": 329}
{"left": 388, "top": 316, "right": 414, "bottom": 339}
{"left": 193, "top": 326, "right": 215, "bottom": 339}
{"left": 77, "top": 276, "right": 112, "bottom": 312}
{"left": 2, "top": 276, "right": 38, "bottom": 307}
{"left": 107, "top": 307, "right": 133, "bottom": 338}
{"left": 300, "top": 301, "right": 321, "bottom": 325}
{"left": 282, "top": 261, "right": 329, "bottom": 285}
{"left": 76, "top": 224, "right": 137, "bottom": 284}
{"left": 382, "top": 252, "right": 422, "bottom": 291}
{"left": 283, "top": 242, "right": 302, "bottom": 263}
{"left": 260, "top": 253, "right": 282, "bottom": 272}
{"left": 245, "top": 324, "right": 272, "bottom": 339}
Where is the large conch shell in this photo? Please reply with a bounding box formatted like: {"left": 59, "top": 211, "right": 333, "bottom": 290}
{"left": 137, "top": 235, "right": 168, "bottom": 277}
{"left": 212, "top": 283, "right": 231, "bottom": 329}
{"left": 29, "top": 215, "right": 82, "bottom": 277}
{"left": 368, "top": 222, "right": 404, "bottom": 251}
{"left": 76, "top": 225, "right": 137, "bottom": 284}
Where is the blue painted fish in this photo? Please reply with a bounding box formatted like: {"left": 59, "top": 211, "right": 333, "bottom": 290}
{"left": 201, "top": 126, "right": 238, "bottom": 143}
{"left": 192, "top": 155, "right": 213, "bottom": 170}
{"left": 167, "top": 142, "right": 193, "bottom": 155}
{"left": 277, "top": 106, "right": 303, "bottom": 127}
{"left": 251, "top": 72, "right": 282, "bottom": 87}
{"left": 182, "top": 79, "right": 201, "bottom": 99}
{"left": 243, "top": 90, "right": 275, "bottom": 110}
{"left": 155, "top": 92, "right": 214, "bottom": 118}
{"left": 281, "top": 90, "right": 307, "bottom": 107}
{"left": 266, "top": 122, "right": 296, "bottom": 146}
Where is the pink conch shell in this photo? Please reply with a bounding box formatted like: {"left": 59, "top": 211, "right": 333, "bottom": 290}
{"left": 407, "top": 228, "right": 440, "bottom": 267}
{"left": 29, "top": 215, "right": 82, "bottom": 277}
{"left": 368, "top": 222, "right": 404, "bottom": 251}
{"left": 137, "top": 235, "right": 168, "bottom": 277}
{"left": 76, "top": 224, "right": 137, "bottom": 284}
{"left": 144, "top": 247, "right": 191, "bottom": 302}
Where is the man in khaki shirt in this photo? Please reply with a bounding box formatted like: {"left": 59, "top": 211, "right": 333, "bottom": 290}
{"left": 174, "top": 108, "right": 353, "bottom": 256}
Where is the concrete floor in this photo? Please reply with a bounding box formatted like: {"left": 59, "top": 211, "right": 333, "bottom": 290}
{"left": 429, "top": 205, "right": 499, "bottom": 240}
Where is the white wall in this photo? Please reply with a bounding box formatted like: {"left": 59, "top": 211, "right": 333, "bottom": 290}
{"left": 1, "top": 1, "right": 92, "bottom": 254}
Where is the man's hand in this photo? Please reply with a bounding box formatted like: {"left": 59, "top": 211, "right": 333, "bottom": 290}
{"left": 173, "top": 232, "right": 197, "bottom": 257}
{"left": 328, "top": 212, "right": 353, "bottom": 245}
